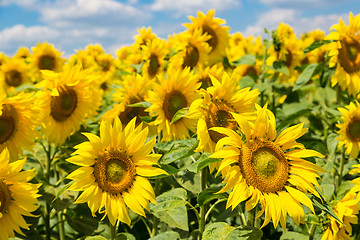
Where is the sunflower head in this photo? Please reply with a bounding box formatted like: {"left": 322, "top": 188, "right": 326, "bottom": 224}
{"left": 0, "top": 57, "right": 29, "bottom": 90}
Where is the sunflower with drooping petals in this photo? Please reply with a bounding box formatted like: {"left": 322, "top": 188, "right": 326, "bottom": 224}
{"left": 0, "top": 148, "right": 41, "bottom": 240}
{"left": 167, "top": 28, "right": 211, "bottom": 71}
{"left": 188, "top": 71, "right": 259, "bottom": 159}
{"left": 184, "top": 9, "right": 230, "bottom": 66}
{"left": 336, "top": 101, "right": 360, "bottom": 159}
{"left": 321, "top": 189, "right": 359, "bottom": 240}
{"left": 141, "top": 38, "right": 168, "bottom": 80}
{"left": 0, "top": 57, "right": 30, "bottom": 92}
{"left": 210, "top": 104, "right": 325, "bottom": 229}
{"left": 67, "top": 117, "right": 167, "bottom": 226}
{"left": 0, "top": 92, "right": 40, "bottom": 161}
{"left": 37, "top": 64, "right": 102, "bottom": 145}
{"left": 28, "top": 42, "right": 66, "bottom": 83}
{"left": 146, "top": 67, "right": 201, "bottom": 141}
{"left": 326, "top": 12, "right": 360, "bottom": 96}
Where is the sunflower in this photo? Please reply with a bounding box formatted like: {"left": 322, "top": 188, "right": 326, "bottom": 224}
{"left": 326, "top": 12, "right": 360, "bottom": 96}
{"left": 141, "top": 38, "right": 168, "bottom": 80}
{"left": 68, "top": 49, "right": 97, "bottom": 70}
{"left": 0, "top": 57, "right": 29, "bottom": 92}
{"left": 167, "top": 28, "right": 211, "bottom": 71}
{"left": 0, "top": 148, "right": 41, "bottom": 239}
{"left": 115, "top": 45, "right": 143, "bottom": 74}
{"left": 67, "top": 117, "right": 167, "bottom": 225}
{"left": 321, "top": 189, "right": 359, "bottom": 240}
{"left": 28, "top": 42, "right": 66, "bottom": 83}
{"left": 184, "top": 9, "right": 230, "bottom": 66}
{"left": 146, "top": 67, "right": 201, "bottom": 141}
{"left": 0, "top": 92, "right": 40, "bottom": 161}
{"left": 102, "top": 74, "right": 156, "bottom": 135}
{"left": 93, "top": 53, "right": 118, "bottom": 93}
{"left": 188, "top": 71, "right": 259, "bottom": 157}
{"left": 336, "top": 101, "right": 360, "bottom": 159}
{"left": 0, "top": 53, "right": 9, "bottom": 67}
{"left": 37, "top": 64, "right": 102, "bottom": 145}
{"left": 134, "top": 27, "right": 157, "bottom": 48}
{"left": 195, "top": 64, "right": 225, "bottom": 90}
{"left": 14, "top": 47, "right": 31, "bottom": 60}
{"left": 301, "top": 30, "right": 326, "bottom": 65}
{"left": 210, "top": 104, "right": 325, "bottom": 229}
{"left": 226, "top": 33, "right": 264, "bottom": 64}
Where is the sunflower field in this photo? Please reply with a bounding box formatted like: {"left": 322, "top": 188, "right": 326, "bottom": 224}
{"left": 1, "top": 9, "right": 360, "bottom": 240}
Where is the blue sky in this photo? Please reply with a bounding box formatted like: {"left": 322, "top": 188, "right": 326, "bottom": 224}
{"left": 0, "top": 0, "right": 359, "bottom": 57}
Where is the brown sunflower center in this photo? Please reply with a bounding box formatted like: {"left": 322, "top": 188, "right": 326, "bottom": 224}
{"left": 202, "top": 24, "right": 218, "bottom": 52}
{"left": 5, "top": 70, "right": 22, "bottom": 87}
{"left": 119, "top": 96, "right": 147, "bottom": 126}
{"left": 284, "top": 49, "right": 293, "bottom": 67}
{"left": 94, "top": 149, "right": 136, "bottom": 194}
{"left": 0, "top": 104, "right": 16, "bottom": 144}
{"left": 239, "top": 139, "right": 289, "bottom": 193}
{"left": 243, "top": 65, "right": 257, "bottom": 77}
{"left": 38, "top": 54, "right": 56, "bottom": 70}
{"left": 50, "top": 86, "right": 78, "bottom": 122}
{"left": 347, "top": 118, "right": 360, "bottom": 141}
{"left": 205, "top": 101, "right": 236, "bottom": 143}
{"left": 148, "top": 54, "right": 160, "bottom": 78}
{"left": 182, "top": 44, "right": 199, "bottom": 69}
{"left": 198, "top": 75, "right": 212, "bottom": 89}
{"left": 0, "top": 180, "right": 11, "bottom": 215}
{"left": 163, "top": 90, "right": 187, "bottom": 121}
{"left": 338, "top": 36, "right": 360, "bottom": 74}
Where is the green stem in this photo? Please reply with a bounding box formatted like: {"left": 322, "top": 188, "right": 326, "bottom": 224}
{"left": 58, "top": 211, "right": 65, "bottom": 240}
{"left": 45, "top": 203, "right": 51, "bottom": 240}
{"left": 336, "top": 85, "right": 341, "bottom": 105}
{"left": 337, "top": 145, "right": 345, "bottom": 188}
{"left": 199, "top": 168, "right": 208, "bottom": 238}
{"left": 246, "top": 207, "right": 256, "bottom": 227}
{"left": 110, "top": 220, "right": 117, "bottom": 240}
{"left": 309, "top": 224, "right": 316, "bottom": 240}
{"left": 151, "top": 179, "right": 160, "bottom": 237}
{"left": 204, "top": 199, "right": 227, "bottom": 222}
{"left": 42, "top": 142, "right": 53, "bottom": 240}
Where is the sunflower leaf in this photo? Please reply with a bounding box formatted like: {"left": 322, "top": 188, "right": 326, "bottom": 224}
{"left": 202, "top": 222, "right": 263, "bottom": 240}
{"left": 266, "top": 61, "right": 289, "bottom": 75}
{"left": 171, "top": 107, "right": 189, "bottom": 124}
{"left": 311, "top": 188, "right": 343, "bottom": 224}
{"left": 85, "top": 237, "right": 107, "bottom": 240}
{"left": 116, "top": 233, "right": 136, "bottom": 240}
{"left": 279, "top": 231, "right": 308, "bottom": 240}
{"left": 293, "top": 63, "right": 321, "bottom": 91}
{"left": 197, "top": 187, "right": 228, "bottom": 206}
{"left": 232, "top": 54, "right": 256, "bottom": 66}
{"left": 148, "top": 231, "right": 180, "bottom": 240}
{"left": 303, "top": 40, "right": 332, "bottom": 53}
{"left": 127, "top": 101, "right": 152, "bottom": 108}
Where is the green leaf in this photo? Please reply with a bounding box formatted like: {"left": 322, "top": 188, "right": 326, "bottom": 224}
{"left": 277, "top": 108, "right": 311, "bottom": 130}
{"left": 197, "top": 187, "right": 228, "bottom": 206}
{"left": 148, "top": 231, "right": 180, "bottom": 240}
{"left": 293, "top": 63, "right": 320, "bottom": 91}
{"left": 239, "top": 75, "right": 256, "bottom": 89}
{"left": 303, "top": 40, "right": 332, "bottom": 53}
{"left": 280, "top": 231, "right": 308, "bottom": 240}
{"left": 116, "top": 233, "right": 136, "bottom": 240}
{"left": 67, "top": 215, "right": 99, "bottom": 235}
{"left": 150, "top": 188, "right": 188, "bottom": 231}
{"left": 312, "top": 189, "right": 342, "bottom": 224}
{"left": 327, "top": 133, "right": 339, "bottom": 156}
{"left": 232, "top": 54, "right": 256, "bottom": 66}
{"left": 320, "top": 183, "right": 335, "bottom": 202}
{"left": 171, "top": 107, "right": 189, "bottom": 124}
{"left": 173, "top": 169, "right": 201, "bottom": 193}
{"left": 85, "top": 237, "right": 108, "bottom": 240}
{"left": 202, "top": 222, "right": 263, "bottom": 240}
{"left": 266, "top": 61, "right": 289, "bottom": 75}
{"left": 155, "top": 138, "right": 198, "bottom": 164}
{"left": 336, "top": 181, "right": 355, "bottom": 199}
{"left": 127, "top": 101, "right": 152, "bottom": 108}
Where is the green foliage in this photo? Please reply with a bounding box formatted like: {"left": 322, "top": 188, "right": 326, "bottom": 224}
{"left": 202, "top": 222, "right": 263, "bottom": 240}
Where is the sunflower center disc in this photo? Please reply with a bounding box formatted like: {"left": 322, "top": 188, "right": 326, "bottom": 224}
{"left": 338, "top": 36, "right": 360, "bottom": 74}
{"left": 202, "top": 24, "right": 218, "bottom": 51}
{"left": 0, "top": 104, "right": 16, "bottom": 144}
{"left": 206, "top": 101, "right": 236, "bottom": 143}
{"left": 240, "top": 140, "right": 289, "bottom": 193}
{"left": 182, "top": 44, "right": 199, "bottom": 69}
{"left": 199, "top": 76, "right": 212, "bottom": 89}
{"left": 94, "top": 150, "right": 136, "bottom": 195}
{"left": 0, "top": 180, "right": 11, "bottom": 215}
{"left": 119, "top": 96, "right": 146, "bottom": 126}
{"left": 164, "top": 90, "right": 187, "bottom": 121}
{"left": 347, "top": 119, "right": 360, "bottom": 141}
{"left": 149, "top": 54, "right": 160, "bottom": 78}
{"left": 5, "top": 70, "right": 22, "bottom": 87}
{"left": 39, "top": 54, "right": 56, "bottom": 70}
{"left": 51, "top": 86, "right": 78, "bottom": 122}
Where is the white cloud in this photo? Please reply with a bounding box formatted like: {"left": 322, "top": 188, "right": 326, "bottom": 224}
{"left": 0, "top": 0, "right": 39, "bottom": 8}
{"left": 150, "top": 0, "right": 241, "bottom": 15}
{"left": 258, "top": 0, "right": 352, "bottom": 9}
{"left": 242, "top": 8, "right": 348, "bottom": 37}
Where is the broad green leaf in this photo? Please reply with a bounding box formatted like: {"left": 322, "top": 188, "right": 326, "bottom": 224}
{"left": 320, "top": 183, "right": 335, "bottom": 202}
{"left": 116, "top": 233, "right": 136, "bottom": 240}
{"left": 197, "top": 187, "right": 228, "bottom": 206}
{"left": 312, "top": 190, "right": 342, "bottom": 224}
{"left": 85, "top": 237, "right": 108, "bottom": 240}
{"left": 151, "top": 188, "right": 188, "bottom": 231}
{"left": 303, "top": 40, "right": 332, "bottom": 53}
{"left": 171, "top": 107, "right": 189, "bottom": 124}
{"left": 232, "top": 54, "right": 256, "bottom": 66}
{"left": 148, "top": 231, "right": 180, "bottom": 240}
{"left": 280, "top": 231, "right": 308, "bottom": 240}
{"left": 67, "top": 215, "right": 99, "bottom": 235}
{"left": 202, "top": 222, "right": 262, "bottom": 240}
{"left": 266, "top": 61, "right": 289, "bottom": 75}
{"left": 224, "top": 226, "right": 263, "bottom": 240}
{"left": 127, "top": 101, "right": 152, "bottom": 108}
{"left": 156, "top": 138, "right": 198, "bottom": 164}
{"left": 277, "top": 108, "right": 311, "bottom": 130}
{"left": 336, "top": 181, "right": 355, "bottom": 199}
{"left": 327, "top": 133, "right": 339, "bottom": 156}
{"left": 293, "top": 63, "right": 320, "bottom": 91}
{"left": 239, "top": 75, "right": 256, "bottom": 89}
{"left": 174, "top": 169, "right": 201, "bottom": 193}
{"left": 187, "top": 153, "right": 221, "bottom": 173}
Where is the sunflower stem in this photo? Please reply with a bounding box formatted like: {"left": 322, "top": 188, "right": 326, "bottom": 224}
{"left": 204, "top": 198, "right": 227, "bottom": 222}
{"left": 58, "top": 211, "right": 65, "bottom": 240}
{"left": 110, "top": 221, "right": 117, "bottom": 240}
{"left": 199, "top": 167, "right": 208, "bottom": 238}
{"left": 246, "top": 207, "right": 256, "bottom": 227}
{"left": 309, "top": 223, "right": 317, "bottom": 240}
{"left": 42, "top": 142, "right": 53, "bottom": 240}
{"left": 337, "top": 145, "right": 346, "bottom": 188}
{"left": 336, "top": 85, "right": 342, "bottom": 105}
{"left": 151, "top": 179, "right": 160, "bottom": 237}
